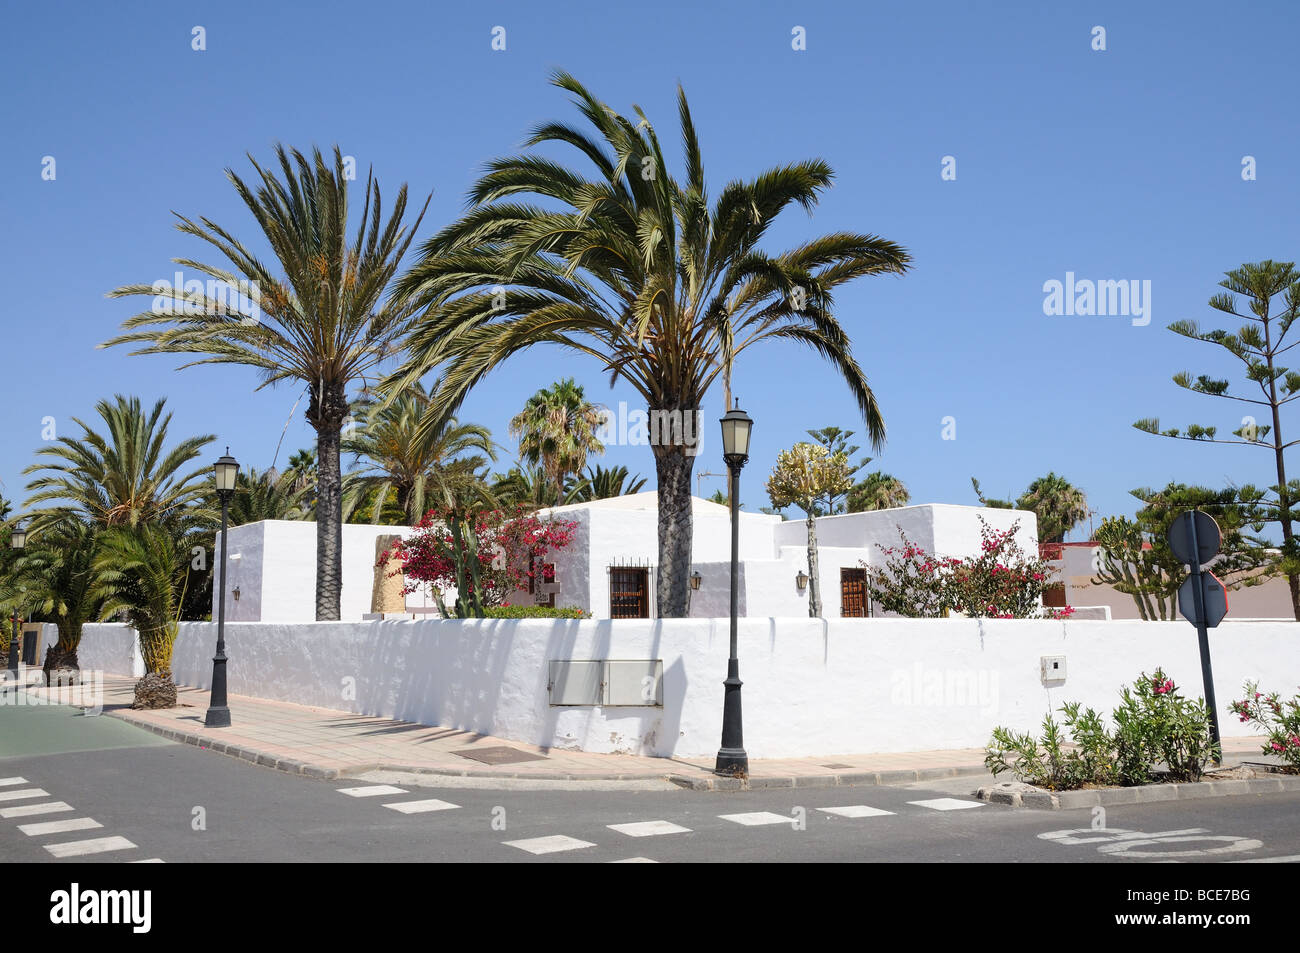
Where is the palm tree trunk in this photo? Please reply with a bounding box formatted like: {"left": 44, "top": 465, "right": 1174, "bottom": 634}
{"left": 654, "top": 442, "right": 695, "bottom": 617}
{"left": 806, "top": 510, "right": 822, "bottom": 617}
{"left": 310, "top": 380, "right": 348, "bottom": 621}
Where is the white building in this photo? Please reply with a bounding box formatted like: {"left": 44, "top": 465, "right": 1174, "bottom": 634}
{"left": 214, "top": 493, "right": 1039, "bottom": 622}
{"left": 1054, "top": 541, "right": 1296, "bottom": 620}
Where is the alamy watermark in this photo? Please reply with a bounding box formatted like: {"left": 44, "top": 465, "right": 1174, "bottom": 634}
{"left": 1042, "top": 272, "right": 1151, "bottom": 326}
{"left": 151, "top": 271, "right": 261, "bottom": 325}
{"left": 1, "top": 670, "right": 104, "bottom": 714}
{"left": 889, "top": 662, "right": 999, "bottom": 718}
{"left": 595, "top": 403, "right": 702, "bottom": 455}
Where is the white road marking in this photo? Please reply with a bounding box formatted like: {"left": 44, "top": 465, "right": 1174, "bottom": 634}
{"left": 503, "top": 835, "right": 596, "bottom": 855}
{"left": 1232, "top": 854, "right": 1300, "bottom": 863}
{"left": 0, "top": 801, "right": 73, "bottom": 819}
{"left": 1098, "top": 835, "right": 1263, "bottom": 859}
{"left": 44, "top": 835, "right": 138, "bottom": 858}
{"left": 607, "top": 820, "right": 692, "bottom": 837}
{"left": 336, "top": 785, "right": 408, "bottom": 798}
{"left": 130, "top": 859, "right": 165, "bottom": 863}
{"left": 908, "top": 798, "right": 985, "bottom": 812}
{"left": 18, "top": 817, "right": 103, "bottom": 837}
{"left": 818, "top": 805, "right": 896, "bottom": 819}
{"left": 719, "top": 812, "right": 792, "bottom": 827}
{"left": 0, "top": 788, "right": 49, "bottom": 803}
{"left": 611, "top": 857, "right": 659, "bottom": 863}
{"left": 0, "top": 777, "right": 29, "bottom": 787}
{"left": 382, "top": 798, "right": 461, "bottom": 814}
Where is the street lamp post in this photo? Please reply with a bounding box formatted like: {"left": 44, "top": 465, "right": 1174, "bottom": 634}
{"left": 7, "top": 523, "right": 26, "bottom": 677}
{"left": 205, "top": 450, "right": 239, "bottom": 728}
{"left": 715, "top": 402, "right": 752, "bottom": 776}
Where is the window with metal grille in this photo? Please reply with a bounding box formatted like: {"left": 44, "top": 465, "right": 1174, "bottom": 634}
{"left": 840, "top": 567, "right": 870, "bottom": 617}
{"left": 609, "top": 567, "right": 650, "bottom": 618}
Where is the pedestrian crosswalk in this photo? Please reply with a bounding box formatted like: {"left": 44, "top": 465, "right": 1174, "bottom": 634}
{"left": 607, "top": 820, "right": 691, "bottom": 837}
{"left": 17, "top": 817, "right": 103, "bottom": 836}
{"left": 504, "top": 834, "right": 597, "bottom": 855}
{"left": 719, "top": 811, "right": 792, "bottom": 827}
{"left": 383, "top": 798, "right": 460, "bottom": 815}
{"left": 0, "top": 775, "right": 150, "bottom": 862}
{"left": 45, "top": 835, "right": 138, "bottom": 859}
{"left": 907, "top": 798, "right": 986, "bottom": 812}
{"left": 819, "top": 805, "right": 895, "bottom": 818}
{"left": 332, "top": 782, "right": 991, "bottom": 860}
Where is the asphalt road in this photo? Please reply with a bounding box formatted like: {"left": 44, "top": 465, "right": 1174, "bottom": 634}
{"left": 3, "top": 701, "right": 1300, "bottom": 864}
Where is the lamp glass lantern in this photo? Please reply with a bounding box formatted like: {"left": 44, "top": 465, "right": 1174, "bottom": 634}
{"left": 720, "top": 404, "right": 753, "bottom": 466}
{"left": 214, "top": 451, "right": 240, "bottom": 494}
{"left": 9, "top": 524, "right": 26, "bottom": 550}
{"left": 690, "top": 570, "right": 702, "bottom": 591}
{"left": 795, "top": 569, "right": 809, "bottom": 591}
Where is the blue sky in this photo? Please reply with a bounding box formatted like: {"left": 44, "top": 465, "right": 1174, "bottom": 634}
{"left": 3, "top": 0, "right": 1298, "bottom": 538}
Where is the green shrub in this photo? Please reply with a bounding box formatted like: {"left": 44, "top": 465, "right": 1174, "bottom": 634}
{"left": 1115, "top": 669, "right": 1217, "bottom": 782}
{"left": 1230, "top": 682, "right": 1300, "bottom": 772}
{"left": 985, "top": 667, "right": 1218, "bottom": 790}
{"left": 986, "top": 703, "right": 1117, "bottom": 791}
{"left": 483, "top": 604, "right": 591, "bottom": 619}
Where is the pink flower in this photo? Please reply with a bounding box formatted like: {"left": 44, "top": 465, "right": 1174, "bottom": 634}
{"left": 1154, "top": 678, "right": 1174, "bottom": 695}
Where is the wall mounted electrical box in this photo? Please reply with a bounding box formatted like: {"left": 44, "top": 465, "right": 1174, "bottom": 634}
{"left": 1041, "top": 655, "right": 1067, "bottom": 684}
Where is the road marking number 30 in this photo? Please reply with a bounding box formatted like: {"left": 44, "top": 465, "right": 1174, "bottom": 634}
{"left": 1038, "top": 827, "right": 1263, "bottom": 859}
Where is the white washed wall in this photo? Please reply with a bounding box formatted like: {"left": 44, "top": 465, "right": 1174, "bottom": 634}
{"left": 73, "top": 618, "right": 1300, "bottom": 759}
{"left": 64, "top": 622, "right": 144, "bottom": 677}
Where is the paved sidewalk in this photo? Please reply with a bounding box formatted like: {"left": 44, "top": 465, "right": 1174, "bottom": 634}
{"left": 17, "top": 674, "right": 1274, "bottom": 791}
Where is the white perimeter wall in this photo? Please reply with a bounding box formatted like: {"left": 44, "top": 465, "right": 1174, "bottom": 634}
{"left": 216, "top": 520, "right": 424, "bottom": 622}
{"left": 73, "top": 617, "right": 1300, "bottom": 760}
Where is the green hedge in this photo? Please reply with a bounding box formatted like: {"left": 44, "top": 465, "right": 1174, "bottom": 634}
{"left": 484, "top": 605, "right": 591, "bottom": 619}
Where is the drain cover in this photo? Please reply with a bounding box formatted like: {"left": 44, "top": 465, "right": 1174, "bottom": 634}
{"left": 454, "top": 745, "right": 549, "bottom": 765}
{"left": 821, "top": 763, "right": 854, "bottom": 770}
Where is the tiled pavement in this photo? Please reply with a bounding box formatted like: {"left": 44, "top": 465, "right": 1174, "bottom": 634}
{"left": 22, "top": 674, "right": 1270, "bottom": 789}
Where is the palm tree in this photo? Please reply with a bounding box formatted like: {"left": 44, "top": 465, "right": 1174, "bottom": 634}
{"left": 492, "top": 465, "right": 585, "bottom": 510}
{"left": 344, "top": 382, "right": 496, "bottom": 525}
{"left": 92, "top": 523, "right": 192, "bottom": 707}
{"left": 284, "top": 448, "right": 317, "bottom": 500}
{"left": 23, "top": 395, "right": 214, "bottom": 536}
{"left": 1016, "top": 473, "right": 1088, "bottom": 543}
{"left": 387, "top": 73, "right": 911, "bottom": 615}
{"left": 848, "top": 472, "right": 910, "bottom": 512}
{"left": 573, "top": 464, "right": 647, "bottom": 501}
{"left": 227, "top": 467, "right": 314, "bottom": 525}
{"left": 2, "top": 519, "right": 102, "bottom": 682}
{"left": 103, "top": 145, "right": 429, "bottom": 621}
{"left": 510, "top": 379, "right": 605, "bottom": 499}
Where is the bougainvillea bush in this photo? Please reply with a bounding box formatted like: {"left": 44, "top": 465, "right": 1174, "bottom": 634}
{"left": 863, "top": 517, "right": 1073, "bottom": 619}
{"left": 1230, "top": 682, "right": 1300, "bottom": 772}
{"left": 383, "top": 507, "right": 577, "bottom": 615}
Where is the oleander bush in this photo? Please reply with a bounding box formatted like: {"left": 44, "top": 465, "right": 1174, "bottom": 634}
{"left": 986, "top": 668, "right": 1218, "bottom": 790}
{"left": 1230, "top": 682, "right": 1300, "bottom": 772}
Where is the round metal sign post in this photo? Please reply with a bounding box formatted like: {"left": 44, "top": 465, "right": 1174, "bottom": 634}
{"left": 1167, "top": 510, "right": 1224, "bottom": 761}
{"left": 1167, "top": 510, "right": 1221, "bottom": 567}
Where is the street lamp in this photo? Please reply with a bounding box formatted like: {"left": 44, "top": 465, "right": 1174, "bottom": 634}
{"left": 715, "top": 402, "right": 752, "bottom": 776}
{"left": 7, "top": 523, "right": 25, "bottom": 677}
{"left": 795, "top": 569, "right": 809, "bottom": 592}
{"left": 205, "top": 450, "right": 239, "bottom": 728}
